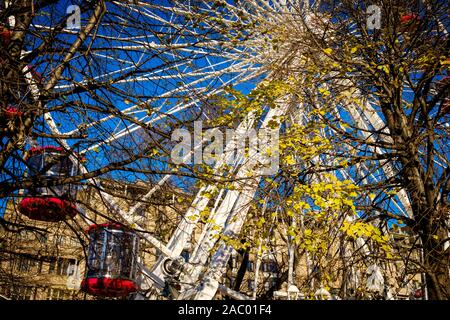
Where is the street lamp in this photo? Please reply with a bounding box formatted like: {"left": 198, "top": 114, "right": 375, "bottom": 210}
{"left": 287, "top": 285, "right": 300, "bottom": 300}
{"left": 315, "top": 286, "right": 331, "bottom": 300}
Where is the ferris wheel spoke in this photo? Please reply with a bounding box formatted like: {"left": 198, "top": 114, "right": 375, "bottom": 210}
{"left": 57, "top": 54, "right": 259, "bottom": 136}
{"left": 79, "top": 70, "right": 262, "bottom": 153}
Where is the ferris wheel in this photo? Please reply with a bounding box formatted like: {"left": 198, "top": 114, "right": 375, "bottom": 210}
{"left": 2, "top": 0, "right": 447, "bottom": 300}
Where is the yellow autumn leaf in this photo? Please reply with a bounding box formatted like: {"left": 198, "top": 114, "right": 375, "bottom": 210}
{"left": 323, "top": 48, "right": 333, "bottom": 55}
{"left": 285, "top": 155, "right": 296, "bottom": 165}
{"left": 377, "top": 64, "right": 389, "bottom": 74}
{"left": 319, "top": 87, "right": 331, "bottom": 96}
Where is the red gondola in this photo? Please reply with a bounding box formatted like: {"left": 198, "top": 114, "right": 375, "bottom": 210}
{"left": 81, "top": 223, "right": 140, "bottom": 298}
{"left": 400, "top": 13, "right": 421, "bottom": 33}
{"left": 0, "top": 25, "right": 11, "bottom": 45}
{"left": 18, "top": 146, "right": 80, "bottom": 222}
{"left": 1, "top": 65, "right": 41, "bottom": 135}
{"left": 1, "top": 106, "right": 23, "bottom": 136}
{"left": 401, "top": 14, "right": 420, "bottom": 23}
{"left": 4, "top": 105, "right": 23, "bottom": 118}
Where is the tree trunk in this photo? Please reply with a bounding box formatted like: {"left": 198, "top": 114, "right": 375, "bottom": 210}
{"left": 233, "top": 248, "right": 249, "bottom": 292}
{"left": 405, "top": 165, "right": 450, "bottom": 300}
{"left": 385, "top": 106, "right": 450, "bottom": 299}
{"left": 420, "top": 227, "right": 450, "bottom": 300}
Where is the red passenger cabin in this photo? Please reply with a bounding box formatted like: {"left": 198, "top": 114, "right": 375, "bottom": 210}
{"left": 0, "top": 24, "right": 11, "bottom": 45}
{"left": 81, "top": 223, "right": 140, "bottom": 298}
{"left": 1, "top": 106, "right": 23, "bottom": 136}
{"left": 400, "top": 13, "right": 421, "bottom": 33}
{"left": 4, "top": 105, "right": 23, "bottom": 118}
{"left": 19, "top": 146, "right": 79, "bottom": 222}
{"left": 1, "top": 65, "right": 41, "bottom": 136}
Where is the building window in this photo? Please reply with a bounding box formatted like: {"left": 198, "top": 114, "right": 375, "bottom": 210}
{"left": 270, "top": 278, "right": 278, "bottom": 289}
{"left": 67, "top": 259, "right": 77, "bottom": 276}
{"left": 261, "top": 261, "right": 278, "bottom": 273}
{"left": 230, "top": 257, "right": 238, "bottom": 269}
{"left": 48, "top": 258, "right": 56, "bottom": 274}
{"left": 56, "top": 259, "right": 65, "bottom": 275}
{"left": 11, "top": 286, "right": 36, "bottom": 300}
{"left": 14, "top": 255, "right": 43, "bottom": 274}
{"left": 16, "top": 256, "right": 30, "bottom": 272}
{"left": 46, "top": 288, "right": 72, "bottom": 300}
{"left": 49, "top": 258, "right": 77, "bottom": 276}
{"left": 247, "top": 279, "right": 255, "bottom": 291}
{"left": 15, "top": 256, "right": 38, "bottom": 273}
{"left": 36, "top": 234, "right": 48, "bottom": 243}
{"left": 55, "top": 235, "right": 65, "bottom": 245}
{"left": 247, "top": 261, "right": 254, "bottom": 272}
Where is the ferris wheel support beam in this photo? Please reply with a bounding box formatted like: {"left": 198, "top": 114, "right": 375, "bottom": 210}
{"left": 125, "top": 125, "right": 240, "bottom": 225}
{"left": 345, "top": 102, "right": 412, "bottom": 216}
{"left": 324, "top": 76, "right": 414, "bottom": 217}
{"left": 218, "top": 284, "right": 254, "bottom": 300}
{"left": 138, "top": 262, "right": 166, "bottom": 290}
{"left": 148, "top": 111, "right": 258, "bottom": 282}
{"left": 182, "top": 100, "right": 290, "bottom": 300}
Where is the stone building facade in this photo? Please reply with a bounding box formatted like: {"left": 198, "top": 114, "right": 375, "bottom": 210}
{"left": 0, "top": 179, "right": 184, "bottom": 300}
